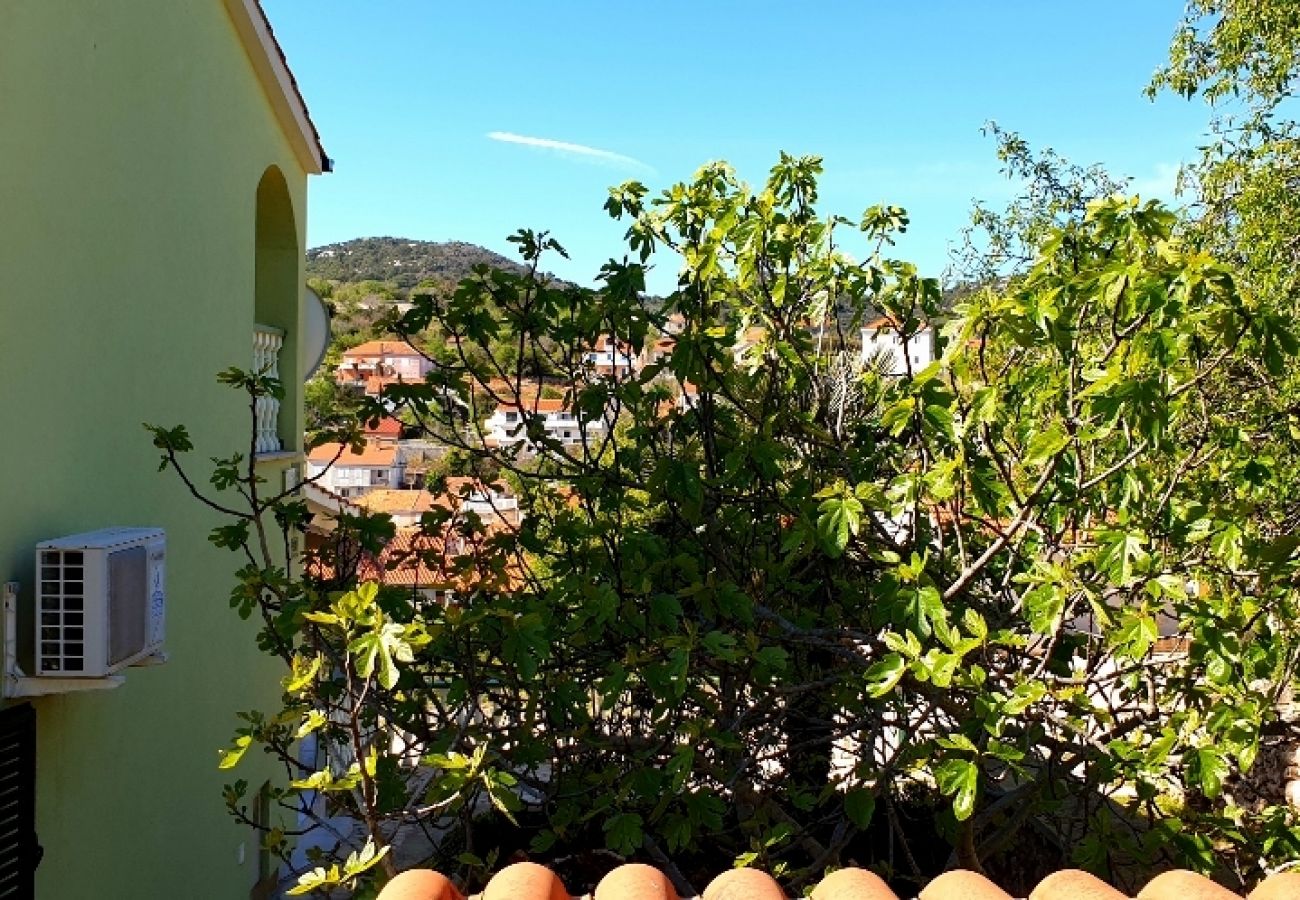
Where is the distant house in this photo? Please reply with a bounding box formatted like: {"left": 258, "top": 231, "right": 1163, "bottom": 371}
{"left": 679, "top": 380, "right": 701, "bottom": 412}
{"left": 583, "top": 335, "right": 639, "bottom": 378}
{"left": 645, "top": 335, "right": 676, "bottom": 368}
{"left": 444, "top": 477, "right": 520, "bottom": 526}
{"left": 357, "top": 479, "right": 520, "bottom": 527}
{"left": 307, "top": 441, "right": 405, "bottom": 498}
{"left": 335, "top": 339, "right": 433, "bottom": 395}
{"left": 483, "top": 398, "right": 607, "bottom": 450}
{"left": 356, "top": 489, "right": 441, "bottom": 526}
{"left": 861, "top": 316, "right": 934, "bottom": 376}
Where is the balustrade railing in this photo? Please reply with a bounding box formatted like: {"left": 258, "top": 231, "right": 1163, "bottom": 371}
{"left": 253, "top": 324, "right": 284, "bottom": 454}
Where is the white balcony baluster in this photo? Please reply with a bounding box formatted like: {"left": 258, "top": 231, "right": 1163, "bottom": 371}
{"left": 253, "top": 324, "right": 285, "bottom": 454}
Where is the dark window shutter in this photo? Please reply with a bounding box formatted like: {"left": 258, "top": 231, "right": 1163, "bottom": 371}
{"left": 0, "top": 703, "right": 38, "bottom": 900}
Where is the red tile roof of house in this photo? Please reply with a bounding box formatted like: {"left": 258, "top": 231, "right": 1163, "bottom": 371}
{"left": 498, "top": 398, "right": 568, "bottom": 414}
{"left": 361, "top": 525, "right": 524, "bottom": 592}
{"left": 864, "top": 316, "right": 933, "bottom": 333}
{"left": 588, "top": 335, "right": 636, "bottom": 353}
{"left": 364, "top": 415, "right": 404, "bottom": 438}
{"left": 307, "top": 441, "right": 398, "bottom": 466}
{"left": 374, "top": 863, "right": 1300, "bottom": 900}
{"left": 343, "top": 339, "right": 425, "bottom": 358}
{"left": 365, "top": 374, "right": 405, "bottom": 395}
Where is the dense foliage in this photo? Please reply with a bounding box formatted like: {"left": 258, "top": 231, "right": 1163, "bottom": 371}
{"left": 143, "top": 7, "right": 1300, "bottom": 896}
{"left": 151, "top": 153, "right": 1300, "bottom": 896}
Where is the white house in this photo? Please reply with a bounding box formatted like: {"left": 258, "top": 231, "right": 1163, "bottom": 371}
{"left": 483, "top": 398, "right": 607, "bottom": 450}
{"left": 451, "top": 478, "right": 521, "bottom": 525}
{"left": 583, "top": 335, "right": 639, "bottom": 378}
{"left": 335, "top": 339, "right": 433, "bottom": 395}
{"left": 306, "top": 441, "right": 405, "bottom": 499}
{"left": 861, "top": 316, "right": 934, "bottom": 376}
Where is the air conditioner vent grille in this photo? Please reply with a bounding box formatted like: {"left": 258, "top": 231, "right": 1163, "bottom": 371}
{"left": 36, "top": 550, "right": 85, "bottom": 674}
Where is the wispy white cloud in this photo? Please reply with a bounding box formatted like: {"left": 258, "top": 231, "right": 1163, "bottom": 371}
{"left": 487, "top": 131, "right": 655, "bottom": 175}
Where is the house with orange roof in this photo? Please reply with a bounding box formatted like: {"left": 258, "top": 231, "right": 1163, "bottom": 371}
{"left": 356, "top": 479, "right": 521, "bottom": 528}
{"left": 306, "top": 440, "right": 405, "bottom": 498}
{"left": 483, "top": 398, "right": 608, "bottom": 450}
{"left": 355, "top": 489, "right": 443, "bottom": 526}
{"left": 335, "top": 339, "right": 433, "bottom": 395}
{"left": 645, "top": 334, "right": 677, "bottom": 367}
{"left": 307, "top": 522, "right": 526, "bottom": 606}
{"left": 583, "top": 335, "right": 640, "bottom": 378}
{"left": 861, "top": 315, "right": 934, "bottom": 376}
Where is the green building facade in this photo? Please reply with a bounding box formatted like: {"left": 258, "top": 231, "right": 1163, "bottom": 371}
{"left": 0, "top": 1, "right": 326, "bottom": 896}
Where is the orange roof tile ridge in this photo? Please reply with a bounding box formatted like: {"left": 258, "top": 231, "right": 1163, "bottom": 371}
{"left": 372, "top": 863, "right": 1287, "bottom": 900}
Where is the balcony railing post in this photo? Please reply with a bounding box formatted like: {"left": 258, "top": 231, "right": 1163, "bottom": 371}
{"left": 253, "top": 324, "right": 285, "bottom": 454}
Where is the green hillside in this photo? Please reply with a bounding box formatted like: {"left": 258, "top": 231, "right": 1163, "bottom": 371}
{"left": 306, "top": 236, "right": 530, "bottom": 289}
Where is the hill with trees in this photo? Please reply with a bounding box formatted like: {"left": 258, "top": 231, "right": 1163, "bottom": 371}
{"left": 306, "top": 236, "right": 532, "bottom": 289}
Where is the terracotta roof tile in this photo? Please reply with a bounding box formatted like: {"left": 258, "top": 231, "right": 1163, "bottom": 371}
{"left": 357, "top": 489, "right": 445, "bottom": 516}
{"left": 864, "top": 315, "right": 901, "bottom": 330}
{"left": 1249, "top": 872, "right": 1300, "bottom": 900}
{"left": 482, "top": 862, "right": 568, "bottom": 900}
{"left": 594, "top": 864, "right": 677, "bottom": 900}
{"left": 319, "top": 523, "right": 525, "bottom": 593}
{"left": 307, "top": 440, "right": 398, "bottom": 466}
{"left": 809, "top": 868, "right": 896, "bottom": 900}
{"left": 374, "top": 864, "right": 1300, "bottom": 900}
{"left": 1029, "top": 869, "right": 1127, "bottom": 900}
{"left": 1138, "top": 871, "right": 1243, "bottom": 900}
{"left": 381, "top": 870, "right": 465, "bottom": 900}
{"left": 702, "top": 868, "right": 783, "bottom": 900}
{"left": 498, "top": 398, "right": 569, "bottom": 414}
{"left": 365, "top": 415, "right": 405, "bottom": 437}
{"left": 919, "top": 870, "right": 1012, "bottom": 900}
{"left": 343, "top": 339, "right": 425, "bottom": 358}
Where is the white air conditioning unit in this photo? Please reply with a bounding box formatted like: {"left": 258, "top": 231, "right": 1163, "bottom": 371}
{"left": 35, "top": 528, "right": 165, "bottom": 677}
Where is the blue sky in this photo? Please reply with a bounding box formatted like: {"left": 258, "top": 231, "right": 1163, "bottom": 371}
{"left": 265, "top": 1, "right": 1211, "bottom": 294}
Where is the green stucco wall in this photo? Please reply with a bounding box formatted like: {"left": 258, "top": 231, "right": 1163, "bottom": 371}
{"left": 0, "top": 2, "right": 315, "bottom": 897}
